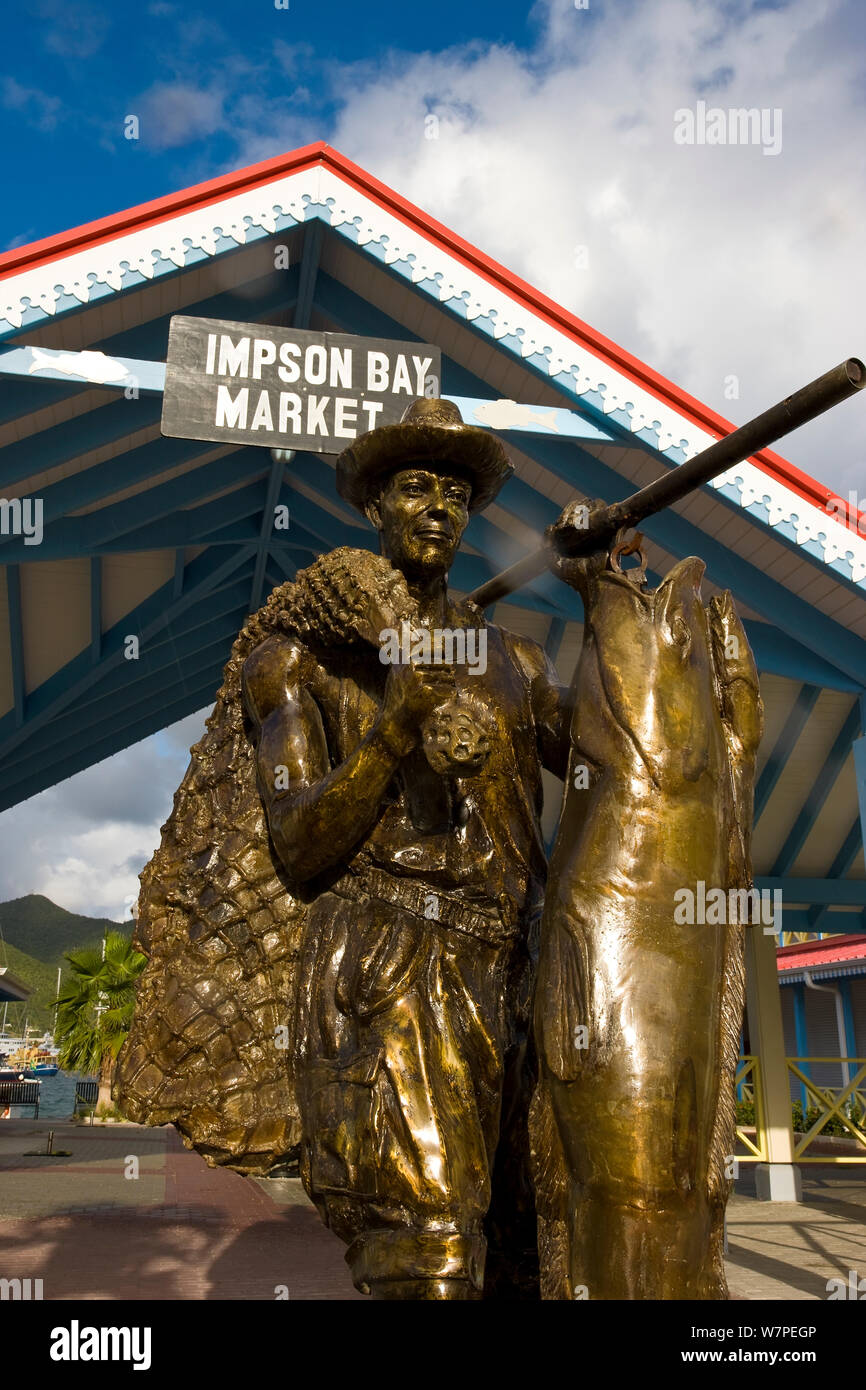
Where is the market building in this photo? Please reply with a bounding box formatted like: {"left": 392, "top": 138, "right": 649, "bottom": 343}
{"left": 1, "top": 141, "right": 864, "bottom": 1194}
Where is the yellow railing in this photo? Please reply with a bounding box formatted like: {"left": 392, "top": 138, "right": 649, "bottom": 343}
{"left": 735, "top": 1055, "right": 866, "bottom": 1165}
{"left": 735, "top": 1055, "right": 767, "bottom": 1160}
{"left": 787, "top": 1056, "right": 866, "bottom": 1163}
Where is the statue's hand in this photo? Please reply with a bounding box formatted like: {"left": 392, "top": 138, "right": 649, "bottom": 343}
{"left": 545, "top": 498, "right": 609, "bottom": 593}
{"left": 378, "top": 660, "right": 457, "bottom": 752}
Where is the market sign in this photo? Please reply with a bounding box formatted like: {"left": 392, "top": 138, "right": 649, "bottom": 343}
{"left": 161, "top": 315, "right": 441, "bottom": 453}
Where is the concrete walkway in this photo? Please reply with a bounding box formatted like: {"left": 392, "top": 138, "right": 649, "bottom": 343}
{"left": 1, "top": 1119, "right": 863, "bottom": 1300}
{"left": 726, "top": 1165, "right": 866, "bottom": 1301}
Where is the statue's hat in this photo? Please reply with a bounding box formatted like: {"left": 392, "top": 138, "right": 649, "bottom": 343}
{"left": 335, "top": 397, "right": 513, "bottom": 515}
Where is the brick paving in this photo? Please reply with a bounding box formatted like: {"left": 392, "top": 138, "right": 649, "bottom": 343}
{"left": 726, "top": 1166, "right": 866, "bottom": 1301}
{"left": 0, "top": 1118, "right": 863, "bottom": 1300}
{"left": 0, "top": 1119, "right": 363, "bottom": 1300}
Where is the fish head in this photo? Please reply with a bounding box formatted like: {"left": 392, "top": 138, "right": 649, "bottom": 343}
{"left": 577, "top": 556, "right": 726, "bottom": 788}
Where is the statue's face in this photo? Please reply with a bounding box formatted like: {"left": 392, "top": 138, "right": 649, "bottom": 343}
{"left": 369, "top": 465, "right": 471, "bottom": 577}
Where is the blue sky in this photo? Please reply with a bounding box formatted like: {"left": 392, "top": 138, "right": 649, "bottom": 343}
{"left": 1, "top": 0, "right": 546, "bottom": 248}
{"left": 1, "top": 0, "right": 864, "bottom": 918}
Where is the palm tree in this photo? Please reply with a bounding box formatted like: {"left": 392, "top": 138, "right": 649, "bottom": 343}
{"left": 54, "top": 931, "right": 147, "bottom": 1110}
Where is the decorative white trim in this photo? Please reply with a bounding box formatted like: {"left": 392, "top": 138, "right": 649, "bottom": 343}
{"left": 3, "top": 161, "right": 865, "bottom": 589}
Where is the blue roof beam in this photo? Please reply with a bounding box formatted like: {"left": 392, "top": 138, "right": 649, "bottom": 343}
{"left": 0, "top": 343, "right": 166, "bottom": 395}
{"left": 250, "top": 453, "right": 290, "bottom": 616}
{"left": 770, "top": 703, "right": 862, "bottom": 876}
{"left": 0, "top": 676, "right": 222, "bottom": 813}
{"left": 755, "top": 876, "right": 866, "bottom": 906}
{"left": 0, "top": 542, "right": 256, "bottom": 762}
{"left": 754, "top": 684, "right": 822, "bottom": 823}
{"left": 0, "top": 637, "right": 238, "bottom": 792}
{"left": 0, "top": 590, "right": 255, "bottom": 778}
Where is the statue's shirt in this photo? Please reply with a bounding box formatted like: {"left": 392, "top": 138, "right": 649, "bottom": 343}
{"left": 298, "top": 610, "right": 548, "bottom": 921}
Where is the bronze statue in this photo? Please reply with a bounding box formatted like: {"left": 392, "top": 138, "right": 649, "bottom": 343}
{"left": 116, "top": 399, "right": 760, "bottom": 1301}
{"left": 119, "top": 399, "right": 575, "bottom": 1299}
{"left": 531, "top": 514, "right": 762, "bottom": 1298}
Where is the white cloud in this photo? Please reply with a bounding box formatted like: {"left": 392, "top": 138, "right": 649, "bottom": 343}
{"left": 124, "top": 1, "right": 864, "bottom": 493}
{"left": 133, "top": 82, "right": 228, "bottom": 151}
{"left": 0, "top": 710, "right": 207, "bottom": 921}
{"left": 39, "top": 0, "right": 111, "bottom": 61}
{"left": 1, "top": 77, "right": 62, "bottom": 132}
{"left": 318, "top": 0, "right": 865, "bottom": 492}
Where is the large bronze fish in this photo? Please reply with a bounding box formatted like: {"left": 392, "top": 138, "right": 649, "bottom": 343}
{"left": 532, "top": 541, "right": 762, "bottom": 1299}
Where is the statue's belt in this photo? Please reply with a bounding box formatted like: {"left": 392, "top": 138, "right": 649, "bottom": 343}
{"left": 332, "top": 864, "right": 521, "bottom": 947}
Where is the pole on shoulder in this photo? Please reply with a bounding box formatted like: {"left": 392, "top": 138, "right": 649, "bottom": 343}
{"left": 467, "top": 358, "right": 865, "bottom": 609}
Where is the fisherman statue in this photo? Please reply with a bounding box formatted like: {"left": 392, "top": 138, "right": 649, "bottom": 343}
{"left": 117, "top": 396, "right": 765, "bottom": 1300}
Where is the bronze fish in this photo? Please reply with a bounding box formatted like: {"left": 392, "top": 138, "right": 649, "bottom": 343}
{"left": 532, "top": 545, "right": 762, "bottom": 1299}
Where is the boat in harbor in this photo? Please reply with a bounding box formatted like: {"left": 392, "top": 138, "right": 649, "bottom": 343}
{"left": 0, "top": 1030, "right": 60, "bottom": 1079}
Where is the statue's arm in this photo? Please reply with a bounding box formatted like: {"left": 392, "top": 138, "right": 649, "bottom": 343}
{"left": 507, "top": 633, "right": 572, "bottom": 780}
{"left": 243, "top": 635, "right": 453, "bottom": 882}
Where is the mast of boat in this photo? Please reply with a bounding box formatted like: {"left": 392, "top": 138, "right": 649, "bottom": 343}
{"left": 53, "top": 965, "right": 61, "bottom": 1039}
{"left": 0, "top": 912, "right": 6, "bottom": 1037}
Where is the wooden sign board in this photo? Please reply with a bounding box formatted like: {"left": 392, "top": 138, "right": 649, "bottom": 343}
{"left": 161, "top": 315, "right": 442, "bottom": 454}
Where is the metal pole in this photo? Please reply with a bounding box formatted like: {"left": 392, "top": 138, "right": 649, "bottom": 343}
{"left": 468, "top": 358, "right": 865, "bottom": 609}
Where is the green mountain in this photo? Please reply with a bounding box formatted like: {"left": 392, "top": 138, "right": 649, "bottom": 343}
{"left": 0, "top": 894, "right": 124, "bottom": 1036}
{"left": 0, "top": 894, "right": 121, "bottom": 965}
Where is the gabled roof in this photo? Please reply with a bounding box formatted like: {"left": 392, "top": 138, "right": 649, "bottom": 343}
{"left": 777, "top": 932, "right": 866, "bottom": 983}
{"left": 778, "top": 933, "right": 866, "bottom": 971}
{"left": 0, "top": 141, "right": 864, "bottom": 923}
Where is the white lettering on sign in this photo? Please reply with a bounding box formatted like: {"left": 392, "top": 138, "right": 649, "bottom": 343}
{"left": 279, "top": 393, "right": 302, "bottom": 432}
{"left": 305, "top": 344, "right": 327, "bottom": 385}
{"left": 252, "top": 339, "right": 276, "bottom": 379}
{"left": 334, "top": 397, "right": 357, "bottom": 437}
{"left": 251, "top": 391, "right": 274, "bottom": 431}
{"left": 215, "top": 389, "right": 386, "bottom": 439}
{"left": 207, "top": 336, "right": 364, "bottom": 388}
{"left": 205, "top": 338, "right": 426, "bottom": 397}
{"left": 163, "top": 315, "right": 441, "bottom": 454}
{"left": 215, "top": 385, "right": 249, "bottom": 429}
{"left": 367, "top": 351, "right": 389, "bottom": 391}
{"left": 332, "top": 348, "right": 352, "bottom": 389}
{"left": 307, "top": 394, "right": 329, "bottom": 435}
{"left": 217, "top": 336, "right": 250, "bottom": 377}
{"left": 413, "top": 356, "right": 433, "bottom": 392}
{"left": 278, "top": 342, "right": 301, "bottom": 383}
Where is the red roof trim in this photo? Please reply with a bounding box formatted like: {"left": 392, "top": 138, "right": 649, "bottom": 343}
{"left": 0, "top": 141, "right": 860, "bottom": 535}
{"left": 0, "top": 141, "right": 331, "bottom": 278}
{"left": 778, "top": 933, "right": 866, "bottom": 971}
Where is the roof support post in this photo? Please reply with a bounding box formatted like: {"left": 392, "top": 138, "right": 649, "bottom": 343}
{"left": 6, "top": 564, "right": 24, "bottom": 727}
{"left": 744, "top": 927, "right": 803, "bottom": 1201}
{"left": 90, "top": 556, "right": 102, "bottom": 664}
{"left": 854, "top": 692, "right": 866, "bottom": 887}
{"left": 791, "top": 984, "right": 810, "bottom": 1112}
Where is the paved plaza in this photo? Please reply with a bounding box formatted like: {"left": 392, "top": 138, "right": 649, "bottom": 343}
{"left": 0, "top": 1118, "right": 863, "bottom": 1300}
{"left": 726, "top": 1165, "right": 866, "bottom": 1301}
